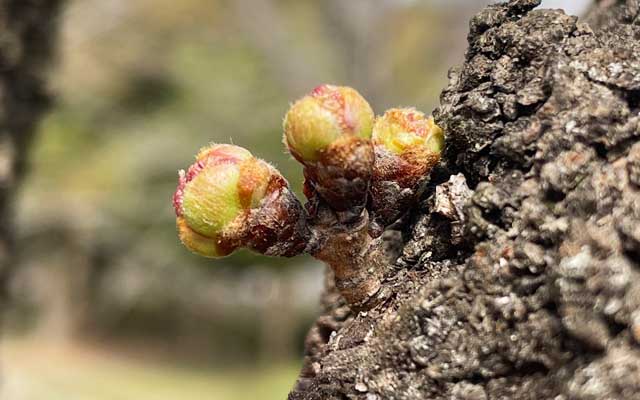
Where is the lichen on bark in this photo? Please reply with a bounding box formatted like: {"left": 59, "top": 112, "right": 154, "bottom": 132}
{"left": 290, "top": 0, "right": 640, "bottom": 398}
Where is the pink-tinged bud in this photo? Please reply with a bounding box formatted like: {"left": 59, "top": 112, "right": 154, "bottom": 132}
{"left": 372, "top": 109, "right": 443, "bottom": 159}
{"left": 370, "top": 108, "right": 444, "bottom": 232}
{"left": 173, "top": 144, "right": 308, "bottom": 258}
{"left": 283, "top": 84, "right": 374, "bottom": 163}
{"left": 283, "top": 85, "right": 375, "bottom": 216}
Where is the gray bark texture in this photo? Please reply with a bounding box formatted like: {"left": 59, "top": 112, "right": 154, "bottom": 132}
{"left": 290, "top": 0, "right": 640, "bottom": 399}
{"left": 0, "top": 0, "right": 63, "bottom": 302}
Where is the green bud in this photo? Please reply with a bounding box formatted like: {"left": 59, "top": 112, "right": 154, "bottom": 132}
{"left": 283, "top": 84, "right": 374, "bottom": 163}
{"left": 373, "top": 108, "right": 443, "bottom": 158}
{"left": 173, "top": 144, "right": 307, "bottom": 258}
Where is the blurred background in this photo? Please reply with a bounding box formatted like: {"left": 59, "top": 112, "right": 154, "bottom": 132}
{"left": 3, "top": 0, "right": 589, "bottom": 399}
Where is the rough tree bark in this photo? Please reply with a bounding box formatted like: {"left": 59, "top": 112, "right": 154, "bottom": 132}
{"left": 290, "top": 0, "right": 640, "bottom": 398}
{"left": 0, "top": 0, "right": 63, "bottom": 303}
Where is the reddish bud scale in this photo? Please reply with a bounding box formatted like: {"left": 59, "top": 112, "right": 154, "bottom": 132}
{"left": 241, "top": 179, "right": 310, "bottom": 257}
{"left": 237, "top": 159, "right": 272, "bottom": 209}
{"left": 173, "top": 161, "right": 203, "bottom": 217}
{"left": 304, "top": 135, "right": 373, "bottom": 218}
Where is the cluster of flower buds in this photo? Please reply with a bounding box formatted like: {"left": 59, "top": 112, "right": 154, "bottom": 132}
{"left": 173, "top": 85, "right": 444, "bottom": 308}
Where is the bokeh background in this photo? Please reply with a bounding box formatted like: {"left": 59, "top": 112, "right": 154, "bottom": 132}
{"left": 3, "top": 0, "right": 589, "bottom": 399}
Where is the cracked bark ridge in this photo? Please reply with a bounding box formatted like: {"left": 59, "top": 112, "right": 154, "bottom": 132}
{"left": 290, "top": 0, "right": 640, "bottom": 399}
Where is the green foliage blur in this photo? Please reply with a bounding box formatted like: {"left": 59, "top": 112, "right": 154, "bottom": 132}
{"left": 6, "top": 0, "right": 494, "bottom": 398}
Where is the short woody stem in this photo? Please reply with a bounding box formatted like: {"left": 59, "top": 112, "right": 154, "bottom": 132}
{"left": 311, "top": 212, "right": 384, "bottom": 309}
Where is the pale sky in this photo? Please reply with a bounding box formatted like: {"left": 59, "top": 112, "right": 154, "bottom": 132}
{"left": 426, "top": 0, "right": 592, "bottom": 17}
{"left": 539, "top": 0, "right": 591, "bottom": 16}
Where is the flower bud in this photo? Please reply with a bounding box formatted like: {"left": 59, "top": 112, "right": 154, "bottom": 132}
{"left": 370, "top": 108, "right": 444, "bottom": 232}
{"left": 284, "top": 84, "right": 374, "bottom": 163}
{"left": 283, "top": 85, "right": 375, "bottom": 216}
{"left": 173, "top": 144, "right": 308, "bottom": 258}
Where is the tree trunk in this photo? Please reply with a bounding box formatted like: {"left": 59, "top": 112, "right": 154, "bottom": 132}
{"left": 290, "top": 0, "right": 640, "bottom": 398}
{"left": 0, "top": 0, "right": 63, "bottom": 303}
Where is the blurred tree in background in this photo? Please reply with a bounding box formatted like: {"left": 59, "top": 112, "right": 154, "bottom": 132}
{"left": 0, "top": 0, "right": 62, "bottom": 317}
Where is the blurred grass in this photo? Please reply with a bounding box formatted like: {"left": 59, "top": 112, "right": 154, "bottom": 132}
{"left": 4, "top": 337, "right": 300, "bottom": 400}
